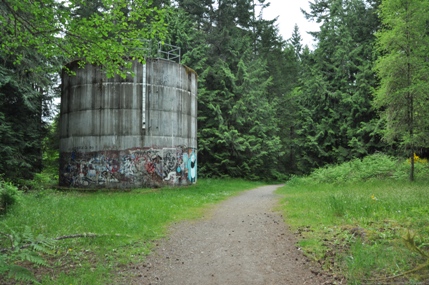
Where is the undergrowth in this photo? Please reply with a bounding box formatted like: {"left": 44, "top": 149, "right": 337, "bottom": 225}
{"left": 0, "top": 225, "right": 54, "bottom": 284}
{"left": 0, "top": 179, "right": 22, "bottom": 215}
{"left": 277, "top": 153, "right": 429, "bottom": 284}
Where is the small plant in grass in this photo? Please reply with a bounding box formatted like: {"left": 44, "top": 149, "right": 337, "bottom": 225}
{"left": 327, "top": 194, "right": 346, "bottom": 217}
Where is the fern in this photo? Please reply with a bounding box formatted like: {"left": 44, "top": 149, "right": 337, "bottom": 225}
{"left": 0, "top": 253, "right": 9, "bottom": 274}
{"left": 0, "top": 224, "right": 54, "bottom": 284}
{"left": 16, "top": 251, "right": 49, "bottom": 267}
{"left": 6, "top": 264, "right": 41, "bottom": 284}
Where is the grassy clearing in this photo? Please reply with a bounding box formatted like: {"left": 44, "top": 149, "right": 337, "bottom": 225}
{"left": 0, "top": 179, "right": 263, "bottom": 284}
{"left": 277, "top": 154, "right": 429, "bottom": 284}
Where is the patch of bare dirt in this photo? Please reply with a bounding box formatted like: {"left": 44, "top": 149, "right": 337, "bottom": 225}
{"left": 116, "top": 185, "right": 339, "bottom": 285}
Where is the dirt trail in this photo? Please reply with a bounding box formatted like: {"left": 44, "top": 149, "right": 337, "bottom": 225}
{"left": 123, "top": 185, "right": 333, "bottom": 285}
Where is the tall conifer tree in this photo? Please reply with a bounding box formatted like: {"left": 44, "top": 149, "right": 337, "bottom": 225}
{"left": 374, "top": 0, "right": 429, "bottom": 181}
{"left": 294, "top": 0, "right": 382, "bottom": 173}
{"left": 173, "top": 0, "right": 286, "bottom": 179}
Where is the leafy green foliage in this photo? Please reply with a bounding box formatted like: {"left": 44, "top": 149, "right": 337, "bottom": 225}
{"left": 293, "top": 153, "right": 429, "bottom": 186}
{"left": 0, "top": 0, "right": 168, "bottom": 78}
{"left": 0, "top": 180, "right": 22, "bottom": 214}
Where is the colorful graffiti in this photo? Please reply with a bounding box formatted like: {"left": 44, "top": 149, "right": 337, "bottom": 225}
{"left": 60, "top": 146, "right": 197, "bottom": 188}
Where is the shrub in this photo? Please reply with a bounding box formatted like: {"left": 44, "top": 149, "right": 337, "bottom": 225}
{"left": 0, "top": 179, "right": 22, "bottom": 214}
{"left": 301, "top": 153, "right": 414, "bottom": 185}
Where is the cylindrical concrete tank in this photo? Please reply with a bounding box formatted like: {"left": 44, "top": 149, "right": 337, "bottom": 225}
{"left": 59, "top": 59, "right": 197, "bottom": 188}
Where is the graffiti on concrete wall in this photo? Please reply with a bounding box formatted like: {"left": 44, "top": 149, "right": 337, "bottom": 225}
{"left": 183, "top": 150, "right": 197, "bottom": 183}
{"left": 60, "top": 146, "right": 197, "bottom": 188}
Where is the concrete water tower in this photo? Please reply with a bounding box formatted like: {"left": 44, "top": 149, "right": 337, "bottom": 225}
{"left": 59, "top": 47, "right": 197, "bottom": 188}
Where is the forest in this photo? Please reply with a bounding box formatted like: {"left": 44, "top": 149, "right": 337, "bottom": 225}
{"left": 1, "top": 0, "right": 429, "bottom": 184}
{"left": 2, "top": 1, "right": 429, "bottom": 283}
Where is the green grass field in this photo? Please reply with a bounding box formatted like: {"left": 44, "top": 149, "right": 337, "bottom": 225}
{"left": 276, "top": 154, "right": 429, "bottom": 284}
{"left": 1, "top": 179, "right": 263, "bottom": 284}
{"left": 2, "top": 153, "right": 429, "bottom": 284}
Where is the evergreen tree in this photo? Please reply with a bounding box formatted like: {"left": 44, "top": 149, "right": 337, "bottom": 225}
{"left": 374, "top": 0, "right": 429, "bottom": 181}
{"left": 0, "top": 50, "right": 58, "bottom": 181}
{"left": 198, "top": 50, "right": 282, "bottom": 179}
{"left": 275, "top": 33, "right": 302, "bottom": 174}
{"left": 172, "top": 0, "right": 286, "bottom": 179}
{"left": 290, "top": 24, "right": 303, "bottom": 57}
{"left": 294, "top": 0, "right": 383, "bottom": 173}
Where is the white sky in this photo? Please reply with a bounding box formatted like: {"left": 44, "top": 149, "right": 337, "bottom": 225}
{"left": 259, "top": 0, "right": 320, "bottom": 48}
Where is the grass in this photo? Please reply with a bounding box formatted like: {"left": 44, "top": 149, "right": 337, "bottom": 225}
{"left": 276, "top": 154, "right": 429, "bottom": 284}
{"left": 4, "top": 152, "right": 429, "bottom": 284}
{"left": 0, "top": 178, "right": 264, "bottom": 284}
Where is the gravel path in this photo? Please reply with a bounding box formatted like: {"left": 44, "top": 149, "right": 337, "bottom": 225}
{"left": 123, "top": 185, "right": 333, "bottom": 285}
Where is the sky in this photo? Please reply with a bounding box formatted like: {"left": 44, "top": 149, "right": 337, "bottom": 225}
{"left": 259, "top": 0, "right": 320, "bottom": 48}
